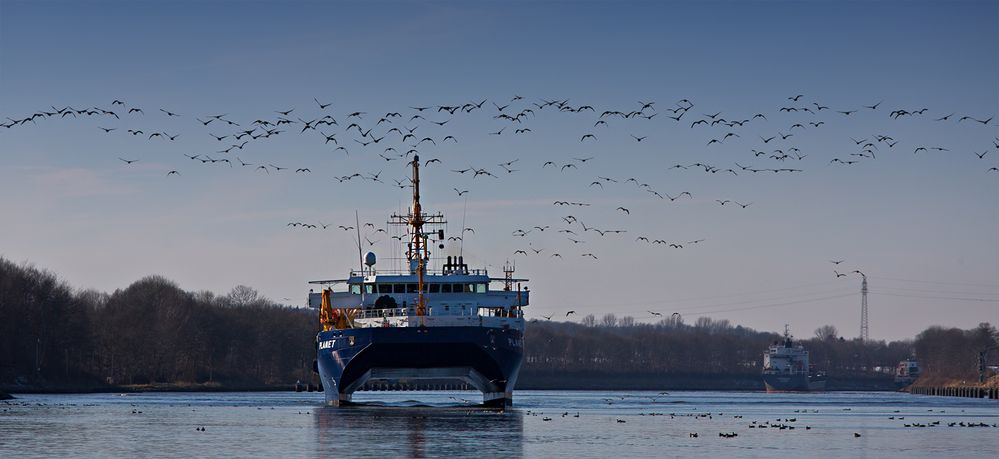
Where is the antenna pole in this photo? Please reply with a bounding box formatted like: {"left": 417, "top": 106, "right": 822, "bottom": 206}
{"left": 459, "top": 197, "right": 467, "bottom": 260}
{"left": 355, "top": 210, "right": 363, "bottom": 275}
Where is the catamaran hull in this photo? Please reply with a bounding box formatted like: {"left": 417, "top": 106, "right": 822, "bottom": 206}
{"left": 316, "top": 326, "right": 523, "bottom": 407}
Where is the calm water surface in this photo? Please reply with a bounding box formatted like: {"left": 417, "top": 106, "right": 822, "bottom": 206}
{"left": 2, "top": 391, "right": 997, "bottom": 458}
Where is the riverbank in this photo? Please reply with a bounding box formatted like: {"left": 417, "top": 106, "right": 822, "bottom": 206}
{"left": 909, "top": 374, "right": 999, "bottom": 389}
{"left": 0, "top": 381, "right": 296, "bottom": 395}
{"left": 515, "top": 370, "right": 899, "bottom": 391}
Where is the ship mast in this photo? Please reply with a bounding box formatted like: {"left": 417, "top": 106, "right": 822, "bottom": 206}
{"left": 411, "top": 155, "right": 427, "bottom": 316}
{"left": 389, "top": 154, "right": 446, "bottom": 319}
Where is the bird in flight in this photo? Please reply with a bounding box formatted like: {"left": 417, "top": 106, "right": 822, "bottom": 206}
{"left": 118, "top": 158, "right": 138, "bottom": 165}
{"left": 566, "top": 311, "right": 576, "bottom": 317}
{"left": 166, "top": 170, "right": 180, "bottom": 176}
{"left": 314, "top": 98, "right": 332, "bottom": 109}
{"left": 830, "top": 260, "right": 845, "bottom": 265}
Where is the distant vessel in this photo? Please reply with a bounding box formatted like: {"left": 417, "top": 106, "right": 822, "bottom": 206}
{"left": 894, "top": 357, "right": 920, "bottom": 387}
{"left": 762, "top": 326, "right": 827, "bottom": 392}
{"left": 308, "top": 155, "right": 529, "bottom": 407}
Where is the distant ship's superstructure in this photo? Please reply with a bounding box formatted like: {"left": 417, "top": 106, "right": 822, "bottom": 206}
{"left": 308, "top": 155, "right": 528, "bottom": 407}
{"left": 894, "top": 357, "right": 920, "bottom": 387}
{"left": 762, "top": 326, "right": 827, "bottom": 392}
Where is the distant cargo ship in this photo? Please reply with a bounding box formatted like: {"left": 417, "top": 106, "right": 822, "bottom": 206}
{"left": 894, "top": 357, "right": 920, "bottom": 387}
{"left": 308, "top": 155, "right": 528, "bottom": 407}
{"left": 762, "top": 326, "right": 827, "bottom": 392}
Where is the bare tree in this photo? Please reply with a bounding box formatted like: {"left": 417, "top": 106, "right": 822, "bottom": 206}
{"left": 581, "top": 314, "right": 596, "bottom": 327}
{"left": 814, "top": 325, "right": 839, "bottom": 341}
{"left": 227, "top": 285, "right": 260, "bottom": 307}
{"left": 601, "top": 313, "right": 617, "bottom": 327}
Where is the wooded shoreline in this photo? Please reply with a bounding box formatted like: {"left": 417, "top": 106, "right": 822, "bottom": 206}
{"left": 2, "top": 257, "right": 996, "bottom": 395}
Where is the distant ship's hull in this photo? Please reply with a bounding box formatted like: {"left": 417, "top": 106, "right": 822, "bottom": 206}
{"left": 316, "top": 326, "right": 523, "bottom": 407}
{"left": 763, "top": 373, "right": 827, "bottom": 392}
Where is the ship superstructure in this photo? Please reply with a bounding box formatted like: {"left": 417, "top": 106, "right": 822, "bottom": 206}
{"left": 762, "top": 326, "right": 827, "bottom": 392}
{"left": 308, "top": 155, "right": 528, "bottom": 407}
{"left": 894, "top": 357, "right": 920, "bottom": 387}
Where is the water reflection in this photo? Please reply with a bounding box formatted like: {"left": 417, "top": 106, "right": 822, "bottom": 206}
{"left": 314, "top": 404, "right": 523, "bottom": 458}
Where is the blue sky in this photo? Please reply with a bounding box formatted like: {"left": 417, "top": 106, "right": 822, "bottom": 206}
{"left": 1, "top": 0, "right": 997, "bottom": 340}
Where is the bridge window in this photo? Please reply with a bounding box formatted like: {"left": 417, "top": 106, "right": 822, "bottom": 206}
{"left": 364, "top": 284, "right": 374, "bottom": 295}
{"left": 476, "top": 283, "right": 487, "bottom": 293}
{"left": 378, "top": 284, "right": 392, "bottom": 294}
{"left": 441, "top": 284, "right": 453, "bottom": 293}
{"left": 407, "top": 283, "right": 418, "bottom": 293}
{"left": 429, "top": 284, "right": 440, "bottom": 293}
{"left": 393, "top": 284, "right": 405, "bottom": 294}
{"left": 350, "top": 284, "right": 360, "bottom": 294}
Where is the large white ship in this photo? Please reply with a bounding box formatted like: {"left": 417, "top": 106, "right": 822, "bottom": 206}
{"left": 308, "top": 155, "right": 529, "bottom": 407}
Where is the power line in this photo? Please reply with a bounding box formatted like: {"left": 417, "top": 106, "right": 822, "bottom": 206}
{"left": 869, "top": 291, "right": 999, "bottom": 303}
{"left": 678, "top": 293, "right": 857, "bottom": 316}
{"left": 549, "top": 280, "right": 847, "bottom": 310}
{"left": 871, "top": 275, "right": 999, "bottom": 290}
{"left": 606, "top": 290, "right": 856, "bottom": 319}
{"left": 874, "top": 285, "right": 999, "bottom": 297}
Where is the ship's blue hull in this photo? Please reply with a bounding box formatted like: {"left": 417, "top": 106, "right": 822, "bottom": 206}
{"left": 763, "top": 373, "right": 827, "bottom": 392}
{"left": 315, "top": 326, "right": 524, "bottom": 407}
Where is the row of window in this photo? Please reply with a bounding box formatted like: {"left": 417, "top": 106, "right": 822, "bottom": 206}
{"left": 349, "top": 283, "right": 488, "bottom": 295}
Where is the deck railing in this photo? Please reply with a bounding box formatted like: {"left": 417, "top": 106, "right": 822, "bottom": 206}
{"left": 348, "top": 268, "right": 490, "bottom": 277}
{"left": 345, "top": 307, "right": 523, "bottom": 320}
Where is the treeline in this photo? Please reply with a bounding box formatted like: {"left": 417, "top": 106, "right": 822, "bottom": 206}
{"left": 524, "top": 315, "right": 913, "bottom": 377}
{"left": 0, "top": 258, "right": 316, "bottom": 388}
{"left": 913, "top": 323, "right": 998, "bottom": 382}
{"left": 2, "top": 257, "right": 994, "bottom": 390}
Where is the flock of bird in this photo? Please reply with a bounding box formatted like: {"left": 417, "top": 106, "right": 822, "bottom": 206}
{"left": 522, "top": 399, "right": 998, "bottom": 442}
{"left": 3, "top": 93, "right": 996, "bottom": 317}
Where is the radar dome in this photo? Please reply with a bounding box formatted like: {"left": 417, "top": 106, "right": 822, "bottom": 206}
{"left": 364, "top": 251, "right": 377, "bottom": 267}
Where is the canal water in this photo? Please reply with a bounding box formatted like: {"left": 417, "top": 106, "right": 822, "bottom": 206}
{"left": 2, "top": 391, "right": 997, "bottom": 458}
